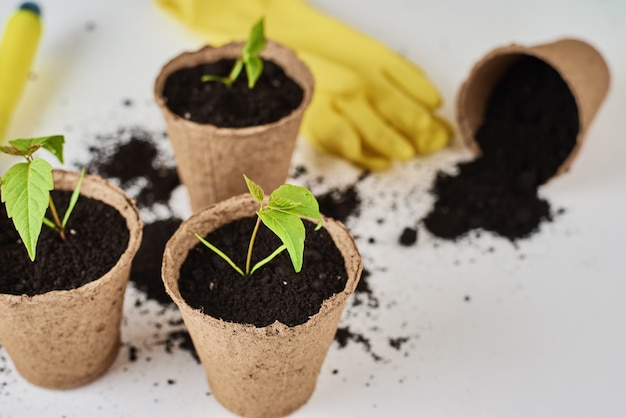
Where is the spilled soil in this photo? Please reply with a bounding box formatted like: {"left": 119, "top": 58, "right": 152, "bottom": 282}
{"left": 423, "top": 56, "right": 578, "bottom": 241}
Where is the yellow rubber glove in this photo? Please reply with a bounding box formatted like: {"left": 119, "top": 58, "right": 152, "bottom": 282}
{"left": 155, "top": 0, "right": 451, "bottom": 169}
{"left": 0, "top": 2, "right": 43, "bottom": 143}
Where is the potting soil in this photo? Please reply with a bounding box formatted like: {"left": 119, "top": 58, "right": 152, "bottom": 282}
{"left": 424, "top": 56, "right": 579, "bottom": 240}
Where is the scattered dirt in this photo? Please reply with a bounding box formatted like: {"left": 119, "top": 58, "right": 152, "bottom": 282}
{"left": 399, "top": 227, "right": 418, "bottom": 246}
{"left": 86, "top": 130, "right": 179, "bottom": 209}
{"left": 315, "top": 173, "right": 369, "bottom": 223}
{"left": 131, "top": 218, "right": 182, "bottom": 306}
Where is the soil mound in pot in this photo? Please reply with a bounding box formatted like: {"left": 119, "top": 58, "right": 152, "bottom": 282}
{"left": 179, "top": 217, "right": 348, "bottom": 327}
{"left": 424, "top": 56, "right": 579, "bottom": 240}
{"left": 0, "top": 191, "right": 129, "bottom": 295}
{"left": 162, "top": 58, "right": 304, "bottom": 128}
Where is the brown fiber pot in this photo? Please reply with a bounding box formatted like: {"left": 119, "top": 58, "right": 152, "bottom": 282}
{"left": 154, "top": 41, "right": 314, "bottom": 213}
{"left": 457, "top": 38, "right": 610, "bottom": 177}
{"left": 0, "top": 169, "right": 143, "bottom": 389}
{"left": 162, "top": 194, "right": 362, "bottom": 418}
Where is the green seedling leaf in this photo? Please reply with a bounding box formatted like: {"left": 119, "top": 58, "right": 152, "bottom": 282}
{"left": 244, "top": 18, "right": 266, "bottom": 56}
{"left": 7, "top": 135, "right": 64, "bottom": 162}
{"left": 199, "top": 176, "right": 321, "bottom": 276}
{"left": 62, "top": 167, "right": 85, "bottom": 228}
{"left": 0, "top": 158, "right": 54, "bottom": 261}
{"left": 201, "top": 74, "right": 230, "bottom": 85}
{"left": 39, "top": 135, "right": 65, "bottom": 164}
{"left": 245, "top": 55, "right": 263, "bottom": 89}
{"left": 0, "top": 145, "right": 26, "bottom": 156}
{"left": 195, "top": 233, "right": 244, "bottom": 276}
{"left": 249, "top": 244, "right": 286, "bottom": 275}
{"left": 268, "top": 196, "right": 300, "bottom": 210}
{"left": 257, "top": 208, "right": 306, "bottom": 272}
{"left": 42, "top": 216, "right": 60, "bottom": 232}
{"left": 228, "top": 59, "right": 245, "bottom": 87}
{"left": 244, "top": 175, "right": 264, "bottom": 204}
{"left": 201, "top": 18, "right": 266, "bottom": 89}
{"left": 268, "top": 184, "right": 323, "bottom": 230}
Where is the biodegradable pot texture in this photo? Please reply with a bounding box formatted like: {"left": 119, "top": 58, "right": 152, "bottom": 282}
{"left": 154, "top": 41, "right": 314, "bottom": 213}
{"left": 457, "top": 38, "right": 610, "bottom": 177}
{"left": 0, "top": 169, "right": 143, "bottom": 389}
{"left": 162, "top": 194, "right": 362, "bottom": 418}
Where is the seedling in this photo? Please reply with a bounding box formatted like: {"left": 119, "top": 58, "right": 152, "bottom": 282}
{"left": 0, "top": 135, "right": 85, "bottom": 261}
{"left": 195, "top": 175, "right": 323, "bottom": 276}
{"left": 201, "top": 18, "right": 266, "bottom": 89}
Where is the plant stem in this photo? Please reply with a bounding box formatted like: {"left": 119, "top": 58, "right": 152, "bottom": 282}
{"left": 245, "top": 216, "right": 262, "bottom": 275}
{"left": 48, "top": 196, "right": 66, "bottom": 241}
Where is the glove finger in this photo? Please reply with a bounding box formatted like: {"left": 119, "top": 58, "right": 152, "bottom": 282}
{"left": 155, "top": 0, "right": 261, "bottom": 38}
{"left": 333, "top": 93, "right": 416, "bottom": 161}
{"left": 413, "top": 115, "right": 453, "bottom": 154}
{"left": 381, "top": 55, "right": 442, "bottom": 109}
{"left": 298, "top": 51, "right": 363, "bottom": 94}
{"left": 302, "top": 95, "right": 391, "bottom": 171}
{"left": 259, "top": 0, "right": 443, "bottom": 109}
{"left": 371, "top": 75, "right": 434, "bottom": 138}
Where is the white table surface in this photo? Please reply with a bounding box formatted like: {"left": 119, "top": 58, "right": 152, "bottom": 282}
{"left": 1, "top": 1, "right": 625, "bottom": 417}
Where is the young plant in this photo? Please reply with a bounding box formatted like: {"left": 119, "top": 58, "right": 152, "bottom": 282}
{"left": 201, "top": 18, "right": 266, "bottom": 89}
{"left": 0, "top": 135, "right": 85, "bottom": 261}
{"left": 195, "top": 175, "right": 323, "bottom": 276}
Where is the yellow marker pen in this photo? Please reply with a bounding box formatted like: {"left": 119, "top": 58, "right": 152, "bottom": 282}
{"left": 0, "top": 3, "right": 42, "bottom": 143}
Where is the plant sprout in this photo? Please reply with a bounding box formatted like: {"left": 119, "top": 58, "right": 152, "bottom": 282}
{"left": 195, "top": 175, "right": 323, "bottom": 276}
{"left": 0, "top": 135, "right": 85, "bottom": 261}
{"left": 201, "top": 18, "right": 266, "bottom": 89}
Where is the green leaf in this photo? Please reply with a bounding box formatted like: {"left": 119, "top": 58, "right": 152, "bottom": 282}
{"left": 244, "top": 18, "right": 266, "bottom": 56}
{"left": 249, "top": 244, "right": 286, "bottom": 275}
{"left": 227, "top": 58, "right": 244, "bottom": 87}
{"left": 268, "top": 196, "right": 300, "bottom": 210}
{"left": 62, "top": 167, "right": 85, "bottom": 228}
{"left": 8, "top": 135, "right": 64, "bottom": 163}
{"left": 201, "top": 74, "right": 230, "bottom": 85}
{"left": 0, "top": 145, "right": 26, "bottom": 156}
{"left": 268, "top": 184, "right": 323, "bottom": 230}
{"left": 0, "top": 158, "right": 54, "bottom": 261}
{"left": 195, "top": 233, "right": 244, "bottom": 276}
{"left": 257, "top": 208, "right": 305, "bottom": 272}
{"left": 244, "top": 175, "right": 264, "bottom": 204}
{"left": 245, "top": 55, "right": 264, "bottom": 89}
{"left": 5, "top": 138, "right": 41, "bottom": 157}
{"left": 43, "top": 216, "right": 60, "bottom": 232}
{"left": 40, "top": 135, "right": 65, "bottom": 164}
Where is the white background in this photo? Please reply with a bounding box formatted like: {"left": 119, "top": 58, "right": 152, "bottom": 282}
{"left": 1, "top": 1, "right": 625, "bottom": 417}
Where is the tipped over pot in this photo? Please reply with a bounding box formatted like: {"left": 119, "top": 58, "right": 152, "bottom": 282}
{"left": 457, "top": 38, "right": 610, "bottom": 177}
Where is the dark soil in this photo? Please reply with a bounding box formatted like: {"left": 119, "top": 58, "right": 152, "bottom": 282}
{"left": 179, "top": 216, "right": 348, "bottom": 327}
{"left": 399, "top": 227, "right": 418, "bottom": 246}
{"left": 87, "top": 134, "right": 179, "bottom": 209}
{"left": 424, "top": 56, "right": 579, "bottom": 240}
{"left": 131, "top": 218, "right": 182, "bottom": 305}
{"left": 0, "top": 191, "right": 129, "bottom": 295}
{"left": 162, "top": 58, "right": 304, "bottom": 128}
{"left": 317, "top": 184, "right": 362, "bottom": 224}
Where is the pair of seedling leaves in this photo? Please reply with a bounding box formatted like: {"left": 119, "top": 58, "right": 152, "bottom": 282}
{"left": 0, "top": 135, "right": 84, "bottom": 261}
{"left": 201, "top": 18, "right": 266, "bottom": 89}
{"left": 196, "top": 175, "right": 323, "bottom": 276}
